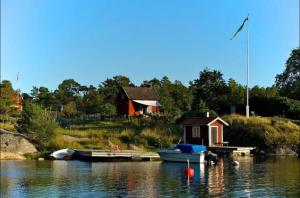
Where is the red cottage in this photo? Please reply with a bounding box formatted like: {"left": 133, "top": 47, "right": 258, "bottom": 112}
{"left": 117, "top": 87, "right": 161, "bottom": 117}
{"left": 11, "top": 92, "right": 23, "bottom": 111}
{"left": 181, "top": 116, "right": 229, "bottom": 146}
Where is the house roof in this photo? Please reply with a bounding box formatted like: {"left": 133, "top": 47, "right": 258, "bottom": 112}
{"left": 181, "top": 117, "right": 229, "bottom": 126}
{"left": 122, "top": 87, "right": 159, "bottom": 100}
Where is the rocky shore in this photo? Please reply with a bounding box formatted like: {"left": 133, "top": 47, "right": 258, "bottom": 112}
{"left": 0, "top": 129, "right": 38, "bottom": 160}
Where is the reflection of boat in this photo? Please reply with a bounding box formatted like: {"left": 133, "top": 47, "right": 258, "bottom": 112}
{"left": 50, "top": 149, "right": 75, "bottom": 160}
{"left": 158, "top": 144, "right": 206, "bottom": 163}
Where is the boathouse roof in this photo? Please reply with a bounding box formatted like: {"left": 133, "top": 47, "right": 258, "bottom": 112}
{"left": 181, "top": 117, "right": 229, "bottom": 126}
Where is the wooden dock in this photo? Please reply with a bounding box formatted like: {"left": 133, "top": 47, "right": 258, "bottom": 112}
{"left": 74, "top": 150, "right": 160, "bottom": 162}
{"left": 207, "top": 146, "right": 256, "bottom": 156}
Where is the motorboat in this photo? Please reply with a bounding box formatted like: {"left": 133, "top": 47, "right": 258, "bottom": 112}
{"left": 158, "top": 144, "right": 206, "bottom": 163}
{"left": 50, "top": 149, "right": 75, "bottom": 160}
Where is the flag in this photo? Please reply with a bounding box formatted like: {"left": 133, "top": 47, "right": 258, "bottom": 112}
{"left": 230, "top": 16, "right": 249, "bottom": 40}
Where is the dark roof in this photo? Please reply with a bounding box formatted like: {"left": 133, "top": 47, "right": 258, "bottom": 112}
{"left": 122, "top": 87, "right": 159, "bottom": 100}
{"left": 181, "top": 117, "right": 229, "bottom": 126}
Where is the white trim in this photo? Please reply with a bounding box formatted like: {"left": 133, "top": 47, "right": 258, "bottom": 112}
{"left": 210, "top": 126, "right": 218, "bottom": 146}
{"left": 208, "top": 126, "right": 211, "bottom": 146}
{"left": 221, "top": 125, "right": 223, "bottom": 143}
{"left": 183, "top": 127, "right": 186, "bottom": 143}
{"left": 207, "top": 117, "right": 229, "bottom": 126}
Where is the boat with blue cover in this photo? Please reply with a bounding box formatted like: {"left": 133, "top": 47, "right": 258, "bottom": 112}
{"left": 158, "top": 144, "right": 206, "bottom": 163}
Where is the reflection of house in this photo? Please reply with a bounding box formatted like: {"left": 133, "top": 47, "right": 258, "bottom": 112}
{"left": 11, "top": 92, "right": 23, "bottom": 111}
{"left": 117, "top": 87, "right": 161, "bottom": 117}
{"left": 181, "top": 115, "right": 229, "bottom": 146}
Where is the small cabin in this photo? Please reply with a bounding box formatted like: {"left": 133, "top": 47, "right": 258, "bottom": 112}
{"left": 181, "top": 116, "right": 229, "bottom": 146}
{"left": 117, "top": 87, "right": 161, "bottom": 117}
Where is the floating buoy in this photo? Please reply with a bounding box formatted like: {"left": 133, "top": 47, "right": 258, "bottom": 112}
{"left": 183, "top": 159, "right": 194, "bottom": 177}
{"left": 184, "top": 167, "right": 195, "bottom": 177}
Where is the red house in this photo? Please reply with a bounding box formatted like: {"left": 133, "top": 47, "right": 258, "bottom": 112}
{"left": 181, "top": 116, "right": 229, "bottom": 146}
{"left": 11, "top": 92, "right": 23, "bottom": 111}
{"left": 117, "top": 87, "right": 161, "bottom": 117}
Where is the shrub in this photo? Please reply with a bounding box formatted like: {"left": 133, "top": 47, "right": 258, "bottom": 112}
{"left": 17, "top": 103, "right": 58, "bottom": 150}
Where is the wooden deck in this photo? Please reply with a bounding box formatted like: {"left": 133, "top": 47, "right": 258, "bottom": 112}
{"left": 207, "top": 146, "right": 256, "bottom": 156}
{"left": 74, "top": 149, "right": 160, "bottom": 161}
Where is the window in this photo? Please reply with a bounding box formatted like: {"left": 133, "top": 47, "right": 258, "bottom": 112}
{"left": 192, "top": 127, "right": 200, "bottom": 138}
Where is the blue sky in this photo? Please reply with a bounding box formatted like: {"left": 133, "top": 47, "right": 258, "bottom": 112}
{"left": 1, "top": 0, "right": 299, "bottom": 93}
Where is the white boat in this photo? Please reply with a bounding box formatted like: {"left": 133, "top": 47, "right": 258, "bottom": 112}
{"left": 50, "top": 149, "right": 75, "bottom": 160}
{"left": 158, "top": 144, "right": 206, "bottom": 163}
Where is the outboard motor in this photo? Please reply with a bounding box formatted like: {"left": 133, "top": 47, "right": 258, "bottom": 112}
{"left": 205, "top": 151, "right": 218, "bottom": 165}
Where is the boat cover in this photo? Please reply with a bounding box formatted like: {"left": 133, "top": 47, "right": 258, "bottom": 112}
{"left": 176, "top": 144, "right": 206, "bottom": 153}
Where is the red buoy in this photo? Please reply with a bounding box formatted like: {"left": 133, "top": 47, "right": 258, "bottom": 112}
{"left": 184, "top": 167, "right": 194, "bottom": 177}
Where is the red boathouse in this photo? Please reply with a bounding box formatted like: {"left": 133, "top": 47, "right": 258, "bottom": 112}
{"left": 117, "top": 87, "right": 161, "bottom": 117}
{"left": 181, "top": 115, "right": 229, "bottom": 146}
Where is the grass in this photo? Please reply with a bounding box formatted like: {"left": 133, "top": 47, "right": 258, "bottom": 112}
{"left": 223, "top": 114, "right": 300, "bottom": 152}
{"left": 52, "top": 117, "right": 182, "bottom": 151}
{"left": 0, "top": 121, "right": 16, "bottom": 131}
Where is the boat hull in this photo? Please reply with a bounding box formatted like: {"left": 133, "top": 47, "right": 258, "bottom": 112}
{"left": 158, "top": 150, "right": 205, "bottom": 163}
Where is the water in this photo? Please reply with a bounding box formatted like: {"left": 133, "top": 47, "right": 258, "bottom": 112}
{"left": 1, "top": 157, "right": 299, "bottom": 197}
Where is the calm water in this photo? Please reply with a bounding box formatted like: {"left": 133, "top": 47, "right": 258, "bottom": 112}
{"left": 1, "top": 157, "right": 299, "bottom": 197}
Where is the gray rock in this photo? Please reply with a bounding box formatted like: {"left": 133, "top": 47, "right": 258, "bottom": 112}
{"left": 0, "top": 131, "right": 37, "bottom": 154}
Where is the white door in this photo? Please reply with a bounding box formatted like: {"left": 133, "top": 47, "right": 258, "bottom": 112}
{"left": 210, "top": 126, "right": 218, "bottom": 146}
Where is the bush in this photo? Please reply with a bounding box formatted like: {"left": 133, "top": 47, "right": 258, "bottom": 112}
{"left": 17, "top": 103, "right": 58, "bottom": 150}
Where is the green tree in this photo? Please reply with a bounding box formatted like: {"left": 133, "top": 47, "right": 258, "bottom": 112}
{"left": 190, "top": 68, "right": 227, "bottom": 112}
{"left": 81, "top": 85, "right": 104, "bottom": 114}
{"left": 102, "top": 103, "right": 116, "bottom": 116}
{"left": 275, "top": 48, "right": 300, "bottom": 100}
{"left": 17, "top": 103, "right": 58, "bottom": 149}
{"left": 55, "top": 79, "right": 82, "bottom": 105}
{"left": 99, "top": 75, "right": 134, "bottom": 105}
{"left": 227, "top": 78, "right": 245, "bottom": 106}
{"left": 0, "top": 80, "right": 15, "bottom": 115}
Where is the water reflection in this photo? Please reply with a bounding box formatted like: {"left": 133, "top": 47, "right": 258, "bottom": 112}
{"left": 1, "top": 157, "right": 299, "bottom": 198}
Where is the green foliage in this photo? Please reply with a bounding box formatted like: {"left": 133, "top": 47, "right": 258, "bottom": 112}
{"left": 250, "top": 96, "right": 300, "bottom": 119}
{"left": 190, "top": 68, "right": 227, "bottom": 112}
{"left": 224, "top": 114, "right": 300, "bottom": 150}
{"left": 276, "top": 48, "right": 300, "bottom": 100}
{"left": 99, "top": 75, "right": 134, "bottom": 105}
{"left": 0, "top": 80, "right": 15, "bottom": 115}
{"left": 101, "top": 103, "right": 116, "bottom": 116}
{"left": 17, "top": 103, "right": 58, "bottom": 149}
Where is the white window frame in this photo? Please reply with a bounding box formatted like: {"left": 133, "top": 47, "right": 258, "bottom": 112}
{"left": 192, "top": 127, "right": 201, "bottom": 138}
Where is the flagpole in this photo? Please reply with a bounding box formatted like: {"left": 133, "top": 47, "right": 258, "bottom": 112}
{"left": 246, "top": 15, "right": 250, "bottom": 118}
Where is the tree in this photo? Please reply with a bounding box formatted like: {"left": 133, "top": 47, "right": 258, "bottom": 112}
{"left": 275, "top": 48, "right": 300, "bottom": 100}
{"left": 190, "top": 68, "right": 227, "bottom": 112}
{"left": 55, "top": 79, "right": 82, "bottom": 105}
{"left": 99, "top": 75, "right": 134, "bottom": 105}
{"left": 227, "top": 78, "right": 245, "bottom": 106}
{"left": 31, "top": 86, "right": 58, "bottom": 109}
{"left": 0, "top": 80, "right": 15, "bottom": 115}
{"left": 81, "top": 85, "right": 104, "bottom": 114}
{"left": 17, "top": 103, "right": 58, "bottom": 149}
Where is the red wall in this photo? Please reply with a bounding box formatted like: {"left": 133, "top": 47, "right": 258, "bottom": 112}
{"left": 185, "top": 125, "right": 208, "bottom": 145}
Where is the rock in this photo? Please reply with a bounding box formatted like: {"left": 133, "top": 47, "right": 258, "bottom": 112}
{"left": 0, "top": 152, "right": 26, "bottom": 160}
{"left": 38, "top": 157, "right": 45, "bottom": 161}
{"left": 0, "top": 130, "right": 38, "bottom": 160}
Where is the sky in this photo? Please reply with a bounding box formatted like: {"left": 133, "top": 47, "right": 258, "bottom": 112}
{"left": 1, "top": 0, "right": 299, "bottom": 93}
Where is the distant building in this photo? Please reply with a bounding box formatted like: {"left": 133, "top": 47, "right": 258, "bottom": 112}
{"left": 11, "top": 92, "right": 23, "bottom": 111}
{"left": 181, "top": 115, "right": 229, "bottom": 146}
{"left": 117, "top": 87, "right": 161, "bottom": 117}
